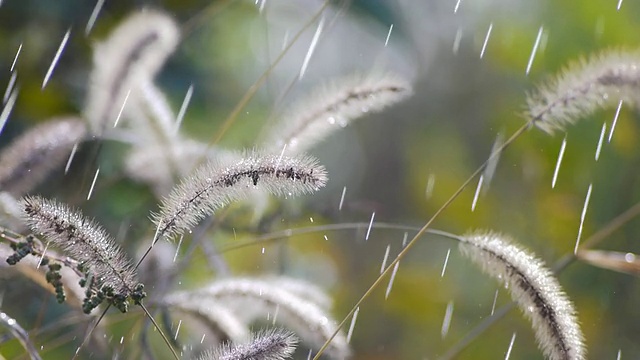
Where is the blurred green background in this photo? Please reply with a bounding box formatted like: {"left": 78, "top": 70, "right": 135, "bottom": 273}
{"left": 1, "top": 0, "right": 640, "bottom": 359}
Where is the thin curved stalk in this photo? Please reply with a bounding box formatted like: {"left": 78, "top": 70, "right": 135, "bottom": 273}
{"left": 312, "top": 122, "right": 530, "bottom": 359}
{"left": 216, "top": 222, "right": 459, "bottom": 253}
{"left": 0, "top": 311, "right": 42, "bottom": 360}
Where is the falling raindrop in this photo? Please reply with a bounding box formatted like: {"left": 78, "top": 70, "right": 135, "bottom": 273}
{"left": 153, "top": 222, "right": 162, "bottom": 243}
{"left": 299, "top": 16, "right": 325, "bottom": 80}
{"left": 275, "top": 144, "right": 287, "bottom": 170}
{"left": 617, "top": 0, "right": 623, "bottom": 10}
{"left": 384, "top": 24, "right": 394, "bottom": 47}
{"left": 471, "top": 175, "right": 484, "bottom": 211}
{"left": 480, "top": 23, "right": 493, "bottom": 59}
{"left": 441, "top": 301, "right": 454, "bottom": 338}
{"left": 385, "top": 261, "right": 400, "bottom": 299}
{"left": 346, "top": 306, "right": 360, "bottom": 343}
{"left": 454, "top": 0, "right": 463, "bottom": 13}
{"left": 380, "top": 245, "right": 390, "bottom": 274}
{"left": 0, "top": 89, "right": 18, "bottom": 135}
{"left": 483, "top": 132, "right": 503, "bottom": 194}
{"left": 490, "top": 289, "right": 499, "bottom": 316}
{"left": 37, "top": 241, "right": 50, "bottom": 269}
{"left": 272, "top": 304, "right": 280, "bottom": 324}
{"left": 173, "top": 236, "right": 183, "bottom": 262}
{"left": 425, "top": 174, "right": 436, "bottom": 199}
{"left": 365, "top": 212, "right": 375, "bottom": 241}
{"left": 174, "top": 320, "right": 182, "bottom": 340}
{"left": 112, "top": 89, "right": 131, "bottom": 128}
{"left": 87, "top": 168, "right": 100, "bottom": 200}
{"left": 174, "top": 84, "right": 194, "bottom": 134}
{"left": 453, "top": 28, "right": 463, "bottom": 54}
{"left": 574, "top": 184, "right": 593, "bottom": 254}
{"left": 595, "top": 122, "right": 607, "bottom": 161}
{"left": 609, "top": 100, "right": 623, "bottom": 142}
{"left": 526, "top": 26, "right": 544, "bottom": 75}
{"left": 504, "top": 332, "right": 517, "bottom": 360}
{"left": 616, "top": 349, "right": 622, "bottom": 360}
{"left": 64, "top": 143, "right": 79, "bottom": 174}
{"left": 338, "top": 186, "right": 347, "bottom": 210}
{"left": 10, "top": 43, "right": 22, "bottom": 72}
{"left": 551, "top": 136, "right": 567, "bottom": 189}
{"left": 441, "top": 248, "right": 451, "bottom": 277}
{"left": 3, "top": 72, "right": 17, "bottom": 104}
{"left": 43, "top": 29, "right": 71, "bottom": 89}
{"left": 282, "top": 30, "right": 290, "bottom": 51}
{"left": 85, "top": 0, "right": 105, "bottom": 36}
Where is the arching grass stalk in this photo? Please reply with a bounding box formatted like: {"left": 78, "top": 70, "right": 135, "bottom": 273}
{"left": 0, "top": 311, "right": 42, "bottom": 360}
{"left": 312, "top": 122, "right": 531, "bottom": 359}
{"left": 182, "top": 0, "right": 237, "bottom": 38}
{"left": 216, "top": 222, "right": 457, "bottom": 254}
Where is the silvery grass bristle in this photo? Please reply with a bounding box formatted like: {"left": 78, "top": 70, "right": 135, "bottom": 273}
{"left": 265, "top": 72, "right": 412, "bottom": 153}
{"left": 20, "top": 196, "right": 138, "bottom": 299}
{"left": 154, "top": 151, "right": 328, "bottom": 239}
{"left": 527, "top": 50, "right": 640, "bottom": 134}
{"left": 168, "top": 277, "right": 350, "bottom": 359}
{"left": 84, "top": 9, "right": 179, "bottom": 135}
{"left": 459, "top": 232, "right": 585, "bottom": 360}
{"left": 0, "top": 311, "right": 42, "bottom": 360}
{"left": 199, "top": 328, "right": 298, "bottom": 360}
{"left": 0, "top": 118, "right": 86, "bottom": 196}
